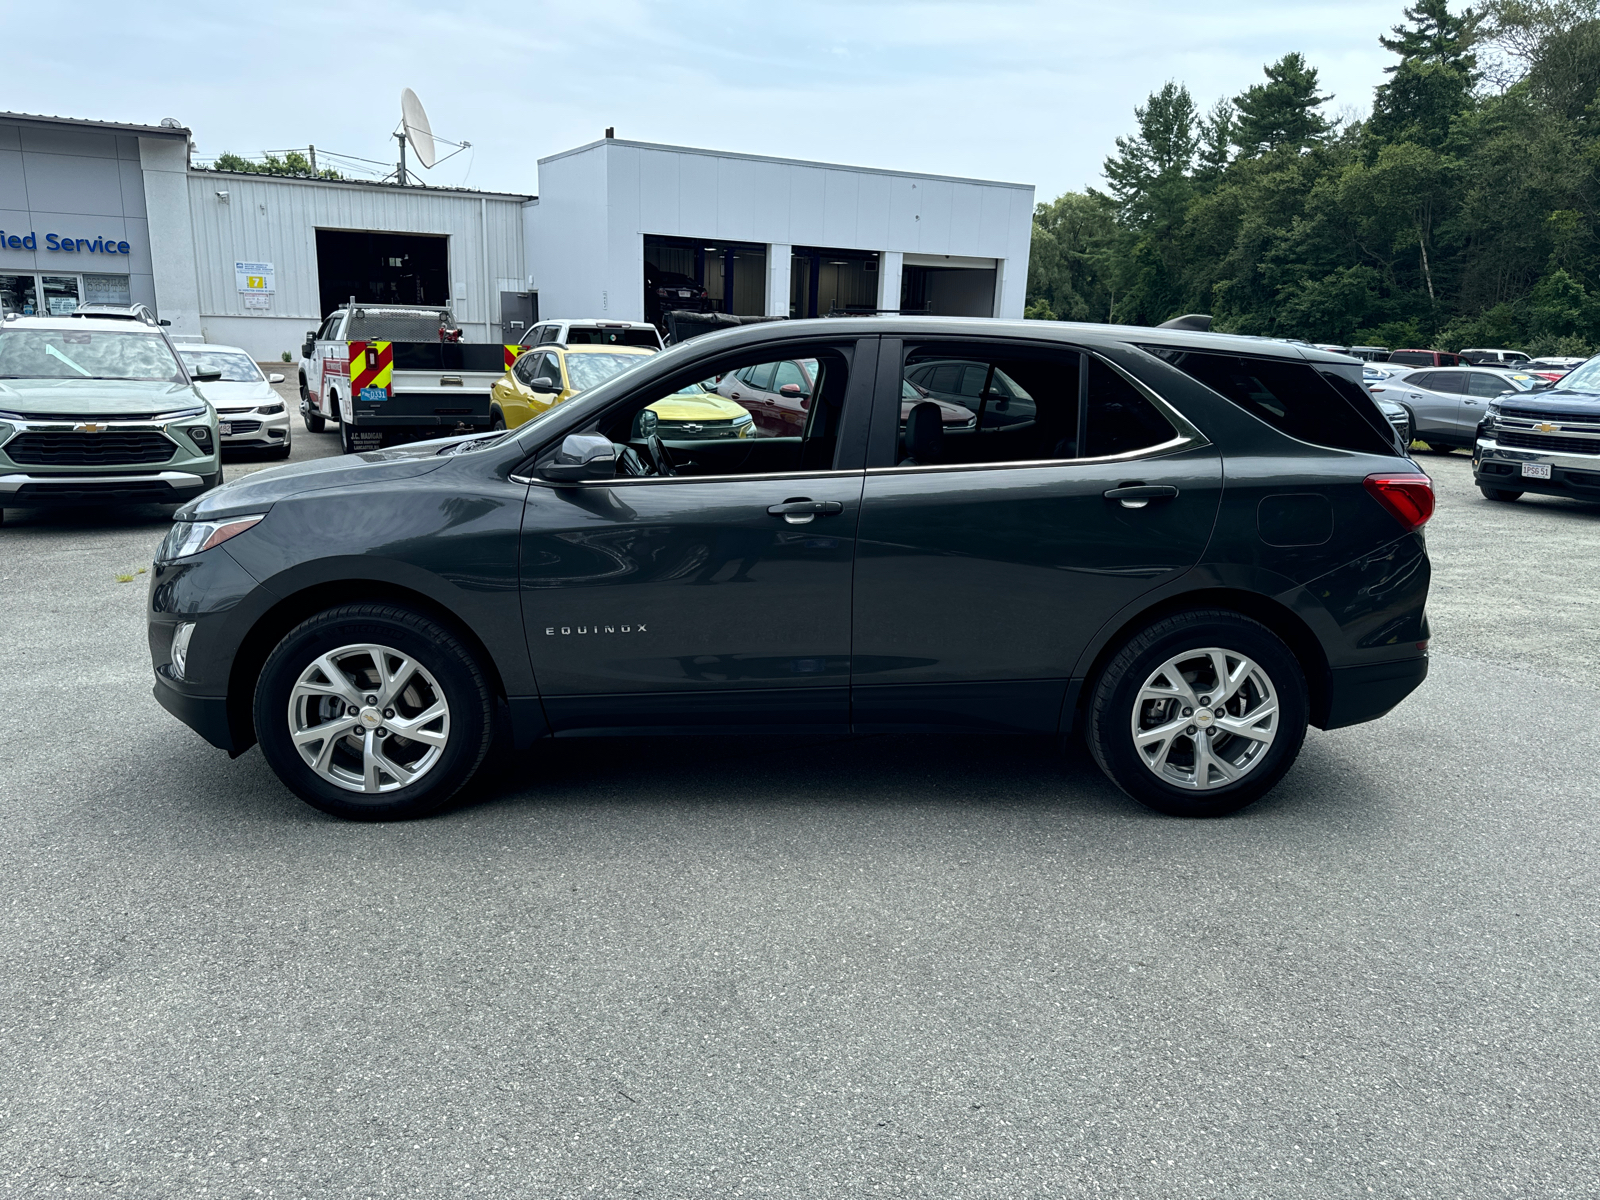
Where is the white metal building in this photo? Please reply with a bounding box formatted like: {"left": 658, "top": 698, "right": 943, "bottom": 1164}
{"left": 186, "top": 171, "right": 529, "bottom": 357}
{"left": 526, "top": 138, "right": 1035, "bottom": 325}
{"left": 4, "top": 112, "right": 1036, "bottom": 360}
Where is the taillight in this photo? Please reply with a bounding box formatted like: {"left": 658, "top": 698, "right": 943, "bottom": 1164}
{"left": 1364, "top": 472, "right": 1435, "bottom": 531}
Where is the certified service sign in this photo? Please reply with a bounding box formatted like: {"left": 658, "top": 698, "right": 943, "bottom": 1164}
{"left": 235, "top": 261, "right": 275, "bottom": 295}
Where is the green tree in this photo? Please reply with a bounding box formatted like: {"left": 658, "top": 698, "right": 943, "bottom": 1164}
{"left": 212, "top": 150, "right": 342, "bottom": 180}
{"left": 1026, "top": 191, "right": 1116, "bottom": 321}
{"left": 1103, "top": 81, "right": 1200, "bottom": 225}
{"left": 1379, "top": 0, "right": 1483, "bottom": 73}
{"left": 1232, "top": 53, "right": 1332, "bottom": 156}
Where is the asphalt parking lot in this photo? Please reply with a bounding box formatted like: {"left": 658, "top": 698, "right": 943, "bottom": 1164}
{"left": 2, "top": 406, "right": 1598, "bottom": 1197}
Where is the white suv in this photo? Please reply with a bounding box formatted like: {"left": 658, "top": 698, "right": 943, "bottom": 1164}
{"left": 519, "top": 319, "right": 663, "bottom": 350}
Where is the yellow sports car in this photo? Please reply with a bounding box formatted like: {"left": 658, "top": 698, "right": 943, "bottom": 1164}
{"left": 491, "top": 343, "right": 752, "bottom": 438}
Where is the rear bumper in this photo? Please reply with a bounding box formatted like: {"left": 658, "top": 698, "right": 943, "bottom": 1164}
{"left": 0, "top": 469, "right": 218, "bottom": 506}
{"left": 152, "top": 671, "right": 240, "bottom": 754}
{"left": 1321, "top": 655, "right": 1429, "bottom": 730}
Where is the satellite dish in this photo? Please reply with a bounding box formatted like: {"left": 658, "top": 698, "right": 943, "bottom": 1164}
{"left": 400, "top": 89, "right": 437, "bottom": 170}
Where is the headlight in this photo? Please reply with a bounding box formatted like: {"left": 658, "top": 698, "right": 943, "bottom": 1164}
{"left": 155, "top": 406, "right": 208, "bottom": 422}
{"left": 259, "top": 402, "right": 285, "bottom": 415}
{"left": 0, "top": 409, "right": 27, "bottom": 420}
{"left": 156, "top": 513, "right": 266, "bottom": 562}
{"left": 732, "top": 412, "right": 754, "bottom": 425}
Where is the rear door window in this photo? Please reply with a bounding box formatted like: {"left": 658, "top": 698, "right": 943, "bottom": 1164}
{"left": 1142, "top": 347, "right": 1394, "bottom": 455}
{"left": 1427, "top": 371, "right": 1465, "bottom": 395}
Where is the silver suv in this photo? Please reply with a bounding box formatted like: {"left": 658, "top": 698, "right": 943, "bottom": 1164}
{"left": 0, "top": 315, "right": 222, "bottom": 522}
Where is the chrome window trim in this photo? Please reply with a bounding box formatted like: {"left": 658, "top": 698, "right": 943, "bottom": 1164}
{"left": 864, "top": 435, "right": 1200, "bottom": 476}
{"left": 517, "top": 466, "right": 868, "bottom": 489}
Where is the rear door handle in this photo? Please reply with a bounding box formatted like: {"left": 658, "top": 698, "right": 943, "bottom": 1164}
{"left": 768, "top": 498, "right": 844, "bottom": 525}
{"left": 1103, "top": 484, "right": 1179, "bottom": 509}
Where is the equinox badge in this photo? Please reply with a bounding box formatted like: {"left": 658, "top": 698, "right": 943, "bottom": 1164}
{"left": 546, "top": 624, "right": 648, "bottom": 635}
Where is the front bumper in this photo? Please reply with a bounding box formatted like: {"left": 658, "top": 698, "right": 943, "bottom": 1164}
{"left": 1473, "top": 437, "right": 1600, "bottom": 499}
{"left": 217, "top": 407, "right": 290, "bottom": 451}
{"left": 152, "top": 669, "right": 239, "bottom": 753}
{"left": 0, "top": 469, "right": 220, "bottom": 506}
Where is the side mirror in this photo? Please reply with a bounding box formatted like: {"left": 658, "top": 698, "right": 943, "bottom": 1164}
{"left": 189, "top": 369, "right": 224, "bottom": 383}
{"left": 538, "top": 433, "right": 617, "bottom": 483}
{"left": 268, "top": 373, "right": 285, "bottom": 384}
{"left": 302, "top": 336, "right": 315, "bottom": 358}
{"left": 159, "top": 319, "right": 172, "bottom": 327}
{"left": 778, "top": 383, "right": 808, "bottom": 399}
{"left": 530, "top": 376, "right": 561, "bottom": 394}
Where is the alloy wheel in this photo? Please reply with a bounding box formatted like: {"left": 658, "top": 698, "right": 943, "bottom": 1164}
{"left": 287, "top": 642, "right": 451, "bottom": 794}
{"left": 1130, "top": 647, "right": 1279, "bottom": 790}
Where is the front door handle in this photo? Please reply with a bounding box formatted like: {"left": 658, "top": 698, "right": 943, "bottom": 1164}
{"left": 1103, "top": 484, "right": 1179, "bottom": 509}
{"left": 768, "top": 498, "right": 844, "bottom": 525}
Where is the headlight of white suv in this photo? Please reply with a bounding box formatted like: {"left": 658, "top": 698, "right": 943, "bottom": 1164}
{"left": 156, "top": 513, "right": 266, "bottom": 562}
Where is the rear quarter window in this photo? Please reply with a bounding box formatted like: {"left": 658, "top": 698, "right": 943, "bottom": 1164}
{"left": 1140, "top": 347, "right": 1396, "bottom": 455}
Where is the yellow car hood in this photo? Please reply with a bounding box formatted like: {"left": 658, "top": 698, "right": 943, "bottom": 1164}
{"left": 648, "top": 393, "right": 748, "bottom": 421}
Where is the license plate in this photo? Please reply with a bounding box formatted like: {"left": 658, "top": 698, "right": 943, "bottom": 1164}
{"left": 1522, "top": 462, "right": 1552, "bottom": 479}
{"left": 359, "top": 386, "right": 388, "bottom": 402}
{"left": 217, "top": 422, "right": 232, "bottom": 435}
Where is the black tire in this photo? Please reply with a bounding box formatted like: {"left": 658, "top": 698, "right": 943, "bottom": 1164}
{"left": 491, "top": 409, "right": 507, "bottom": 432}
{"left": 302, "top": 404, "right": 325, "bottom": 434}
{"left": 340, "top": 411, "right": 355, "bottom": 454}
{"left": 253, "top": 604, "right": 495, "bottom": 821}
{"left": 1428, "top": 440, "right": 1454, "bottom": 454}
{"left": 1086, "top": 610, "right": 1309, "bottom": 818}
{"left": 271, "top": 442, "right": 292, "bottom": 459}
{"left": 1479, "top": 486, "right": 1523, "bottom": 502}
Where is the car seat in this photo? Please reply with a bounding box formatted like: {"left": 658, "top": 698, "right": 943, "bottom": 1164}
{"left": 899, "top": 401, "right": 945, "bottom": 466}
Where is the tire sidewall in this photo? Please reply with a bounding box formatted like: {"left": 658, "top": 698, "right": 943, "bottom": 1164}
{"left": 253, "top": 608, "right": 492, "bottom": 820}
{"left": 1091, "top": 613, "right": 1308, "bottom": 817}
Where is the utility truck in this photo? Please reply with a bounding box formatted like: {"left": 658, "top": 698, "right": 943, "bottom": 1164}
{"left": 298, "top": 304, "right": 516, "bottom": 452}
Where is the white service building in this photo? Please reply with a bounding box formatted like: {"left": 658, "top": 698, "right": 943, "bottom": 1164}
{"left": 2, "top": 113, "right": 1035, "bottom": 361}
{"left": 528, "top": 138, "right": 1034, "bottom": 325}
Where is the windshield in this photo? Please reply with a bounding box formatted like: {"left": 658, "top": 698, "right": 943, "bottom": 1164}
{"left": 177, "top": 349, "right": 263, "bottom": 382}
{"left": 565, "top": 352, "right": 652, "bottom": 393}
{"left": 565, "top": 326, "right": 660, "bottom": 348}
{"left": 0, "top": 329, "right": 184, "bottom": 382}
{"left": 1555, "top": 355, "right": 1600, "bottom": 393}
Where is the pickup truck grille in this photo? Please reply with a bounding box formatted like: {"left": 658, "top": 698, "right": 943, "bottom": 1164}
{"left": 1500, "top": 407, "right": 1600, "bottom": 424}
{"left": 1497, "top": 429, "right": 1600, "bottom": 456}
{"left": 5, "top": 431, "right": 177, "bottom": 466}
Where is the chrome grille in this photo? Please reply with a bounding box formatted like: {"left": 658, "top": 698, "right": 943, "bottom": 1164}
{"left": 1497, "top": 429, "right": 1600, "bottom": 456}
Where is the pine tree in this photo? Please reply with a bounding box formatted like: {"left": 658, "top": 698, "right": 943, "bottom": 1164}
{"left": 1379, "top": 0, "right": 1483, "bottom": 76}
{"left": 1232, "top": 53, "right": 1333, "bottom": 155}
{"left": 1103, "top": 81, "right": 1200, "bottom": 225}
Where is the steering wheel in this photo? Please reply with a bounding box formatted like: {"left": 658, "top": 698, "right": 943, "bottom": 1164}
{"left": 645, "top": 434, "right": 677, "bottom": 477}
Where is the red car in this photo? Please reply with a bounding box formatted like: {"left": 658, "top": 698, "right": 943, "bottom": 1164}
{"left": 716, "top": 358, "right": 976, "bottom": 437}
{"left": 1387, "top": 349, "right": 1461, "bottom": 367}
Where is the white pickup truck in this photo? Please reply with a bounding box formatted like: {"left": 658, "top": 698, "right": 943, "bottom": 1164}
{"left": 297, "top": 304, "right": 513, "bottom": 452}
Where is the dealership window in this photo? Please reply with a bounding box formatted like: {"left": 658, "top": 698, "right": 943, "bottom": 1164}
{"left": 83, "top": 274, "right": 132, "bottom": 305}
{"left": 0, "top": 275, "right": 39, "bottom": 316}
{"left": 41, "top": 276, "right": 81, "bottom": 315}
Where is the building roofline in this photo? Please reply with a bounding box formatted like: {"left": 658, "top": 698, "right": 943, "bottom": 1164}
{"left": 538, "top": 138, "right": 1034, "bottom": 192}
{"left": 187, "top": 166, "right": 533, "bottom": 202}
{"left": 0, "top": 111, "right": 190, "bottom": 138}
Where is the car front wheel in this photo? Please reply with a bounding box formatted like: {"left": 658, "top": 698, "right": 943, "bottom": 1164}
{"left": 1087, "top": 610, "right": 1308, "bottom": 817}
{"left": 253, "top": 604, "right": 495, "bottom": 820}
{"left": 1479, "top": 486, "right": 1523, "bottom": 502}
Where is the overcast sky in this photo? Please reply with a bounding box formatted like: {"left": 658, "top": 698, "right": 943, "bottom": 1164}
{"left": 14, "top": 0, "right": 1408, "bottom": 200}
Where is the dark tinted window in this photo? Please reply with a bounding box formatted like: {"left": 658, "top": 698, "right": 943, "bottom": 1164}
{"left": 1083, "top": 357, "right": 1176, "bottom": 458}
{"left": 1143, "top": 347, "right": 1395, "bottom": 455}
{"left": 1426, "top": 371, "right": 1465, "bottom": 395}
{"left": 565, "top": 325, "right": 659, "bottom": 348}
{"left": 744, "top": 362, "right": 777, "bottom": 390}
{"left": 1389, "top": 351, "right": 1431, "bottom": 366}
{"left": 1468, "top": 372, "right": 1509, "bottom": 398}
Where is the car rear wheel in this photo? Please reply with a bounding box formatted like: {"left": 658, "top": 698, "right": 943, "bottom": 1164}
{"left": 339, "top": 409, "right": 355, "bottom": 454}
{"left": 1479, "top": 486, "right": 1523, "bottom": 502}
{"left": 491, "top": 410, "right": 507, "bottom": 432}
{"left": 253, "top": 604, "right": 495, "bottom": 821}
{"left": 1428, "top": 440, "right": 1455, "bottom": 454}
{"left": 1087, "top": 610, "right": 1308, "bottom": 817}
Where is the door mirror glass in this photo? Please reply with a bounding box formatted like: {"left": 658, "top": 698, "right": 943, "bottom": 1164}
{"left": 539, "top": 433, "right": 617, "bottom": 482}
